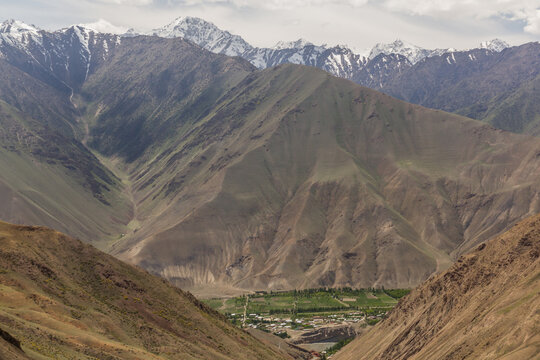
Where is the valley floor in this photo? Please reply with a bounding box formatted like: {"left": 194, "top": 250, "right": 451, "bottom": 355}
{"left": 202, "top": 288, "right": 409, "bottom": 355}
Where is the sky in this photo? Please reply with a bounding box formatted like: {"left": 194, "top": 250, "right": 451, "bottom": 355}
{"left": 0, "top": 0, "right": 539, "bottom": 50}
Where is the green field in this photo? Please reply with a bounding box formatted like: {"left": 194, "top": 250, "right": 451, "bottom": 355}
{"left": 203, "top": 288, "right": 410, "bottom": 316}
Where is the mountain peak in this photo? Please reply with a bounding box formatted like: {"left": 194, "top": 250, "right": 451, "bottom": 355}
{"left": 0, "top": 19, "right": 39, "bottom": 33}
{"left": 273, "top": 38, "right": 314, "bottom": 50}
{"left": 368, "top": 39, "right": 455, "bottom": 64}
{"left": 369, "top": 39, "right": 421, "bottom": 60}
{"left": 480, "top": 38, "right": 509, "bottom": 52}
{"left": 150, "top": 16, "right": 253, "bottom": 56}
{"left": 0, "top": 19, "right": 41, "bottom": 46}
{"left": 171, "top": 16, "right": 208, "bottom": 25}
{"left": 153, "top": 16, "right": 219, "bottom": 37}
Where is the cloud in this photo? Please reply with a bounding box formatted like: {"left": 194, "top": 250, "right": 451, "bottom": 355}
{"left": 149, "top": 0, "right": 540, "bottom": 35}
{"left": 380, "top": 0, "right": 540, "bottom": 34}
{"left": 523, "top": 9, "right": 540, "bottom": 34}
{"left": 79, "top": 18, "right": 129, "bottom": 33}
{"left": 157, "top": 0, "right": 369, "bottom": 10}
{"left": 94, "top": 0, "right": 153, "bottom": 5}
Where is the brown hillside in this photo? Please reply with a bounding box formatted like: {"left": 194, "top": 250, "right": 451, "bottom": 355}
{"left": 110, "top": 64, "right": 540, "bottom": 293}
{"left": 334, "top": 214, "right": 540, "bottom": 360}
{"left": 0, "top": 221, "right": 290, "bottom": 360}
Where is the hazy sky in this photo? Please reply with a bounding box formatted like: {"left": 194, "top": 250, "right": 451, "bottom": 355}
{"left": 1, "top": 0, "right": 539, "bottom": 50}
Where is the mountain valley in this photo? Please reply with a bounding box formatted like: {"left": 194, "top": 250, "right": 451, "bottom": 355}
{"left": 0, "top": 9, "right": 539, "bottom": 360}
{"left": 2, "top": 19, "right": 540, "bottom": 295}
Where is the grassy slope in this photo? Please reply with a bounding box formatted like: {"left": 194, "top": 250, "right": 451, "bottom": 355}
{"left": 480, "top": 74, "right": 540, "bottom": 135}
{"left": 106, "top": 64, "right": 540, "bottom": 292}
{"left": 0, "top": 59, "right": 76, "bottom": 138}
{"left": 0, "top": 221, "right": 291, "bottom": 360}
{"left": 334, "top": 214, "right": 540, "bottom": 360}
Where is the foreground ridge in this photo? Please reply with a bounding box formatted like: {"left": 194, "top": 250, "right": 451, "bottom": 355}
{"left": 334, "top": 214, "right": 540, "bottom": 360}
{"left": 0, "top": 221, "right": 291, "bottom": 359}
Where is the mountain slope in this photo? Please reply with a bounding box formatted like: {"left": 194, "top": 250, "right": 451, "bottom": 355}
{"left": 0, "top": 221, "right": 290, "bottom": 360}
{"left": 82, "top": 35, "right": 254, "bottom": 162}
{"left": 0, "top": 25, "right": 254, "bottom": 250}
{"left": 379, "top": 42, "right": 540, "bottom": 135}
{"left": 0, "top": 327, "right": 28, "bottom": 360}
{"left": 334, "top": 214, "right": 540, "bottom": 360}
{"left": 0, "top": 96, "right": 130, "bottom": 247}
{"left": 99, "top": 64, "right": 540, "bottom": 292}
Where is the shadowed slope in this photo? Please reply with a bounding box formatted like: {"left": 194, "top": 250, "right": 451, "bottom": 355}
{"left": 334, "top": 214, "right": 540, "bottom": 360}
{"left": 379, "top": 43, "right": 540, "bottom": 135}
{"left": 0, "top": 98, "right": 130, "bottom": 246}
{"left": 0, "top": 327, "right": 28, "bottom": 360}
{"left": 0, "top": 221, "right": 290, "bottom": 360}
{"left": 82, "top": 35, "right": 255, "bottom": 162}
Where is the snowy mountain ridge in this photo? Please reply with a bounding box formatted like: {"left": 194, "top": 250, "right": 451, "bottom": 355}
{"left": 150, "top": 16, "right": 253, "bottom": 57}
{"left": 0, "top": 17, "right": 513, "bottom": 91}
{"left": 148, "top": 16, "right": 510, "bottom": 68}
{"left": 479, "top": 38, "right": 510, "bottom": 52}
{"left": 368, "top": 39, "right": 456, "bottom": 64}
{"left": 0, "top": 19, "right": 121, "bottom": 90}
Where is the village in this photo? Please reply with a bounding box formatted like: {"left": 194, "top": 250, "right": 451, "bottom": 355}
{"left": 234, "top": 310, "right": 384, "bottom": 333}
{"left": 203, "top": 288, "right": 407, "bottom": 356}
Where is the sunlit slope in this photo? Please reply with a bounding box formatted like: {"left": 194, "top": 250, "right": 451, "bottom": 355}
{"left": 334, "top": 214, "right": 540, "bottom": 360}
{"left": 107, "top": 64, "right": 540, "bottom": 291}
{"left": 0, "top": 221, "right": 290, "bottom": 360}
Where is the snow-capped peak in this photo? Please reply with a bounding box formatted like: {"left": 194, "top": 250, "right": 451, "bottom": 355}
{"left": 369, "top": 39, "right": 423, "bottom": 63}
{"left": 0, "top": 19, "right": 41, "bottom": 44}
{"left": 273, "top": 38, "right": 314, "bottom": 50}
{"left": 152, "top": 16, "right": 208, "bottom": 37}
{"left": 368, "top": 39, "right": 456, "bottom": 64}
{"left": 122, "top": 28, "right": 140, "bottom": 37}
{"left": 150, "top": 16, "right": 253, "bottom": 57}
{"left": 0, "top": 19, "right": 40, "bottom": 35}
{"left": 479, "top": 39, "right": 509, "bottom": 52}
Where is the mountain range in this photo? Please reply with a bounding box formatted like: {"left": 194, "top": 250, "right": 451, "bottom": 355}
{"left": 146, "top": 17, "right": 540, "bottom": 136}
{"left": 148, "top": 16, "right": 507, "bottom": 69}
{"left": 1, "top": 18, "right": 540, "bottom": 295}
